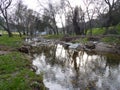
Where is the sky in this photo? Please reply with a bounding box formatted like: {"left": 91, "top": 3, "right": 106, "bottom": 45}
{"left": 23, "top": 0, "right": 39, "bottom": 11}
{"left": 23, "top": 0, "right": 85, "bottom": 12}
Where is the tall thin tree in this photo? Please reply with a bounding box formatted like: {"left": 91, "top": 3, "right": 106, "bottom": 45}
{"left": 0, "top": 0, "right": 12, "bottom": 37}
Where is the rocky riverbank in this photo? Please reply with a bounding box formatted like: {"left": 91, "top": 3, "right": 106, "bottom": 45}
{"left": 61, "top": 41, "right": 120, "bottom": 54}
{"left": 19, "top": 37, "right": 120, "bottom": 55}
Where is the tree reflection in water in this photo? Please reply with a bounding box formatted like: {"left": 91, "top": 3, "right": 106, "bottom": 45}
{"left": 32, "top": 44, "right": 120, "bottom": 90}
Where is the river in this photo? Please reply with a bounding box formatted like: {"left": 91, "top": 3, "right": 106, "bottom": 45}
{"left": 31, "top": 43, "right": 120, "bottom": 90}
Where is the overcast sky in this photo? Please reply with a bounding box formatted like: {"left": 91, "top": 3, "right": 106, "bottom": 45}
{"left": 22, "top": 0, "right": 85, "bottom": 12}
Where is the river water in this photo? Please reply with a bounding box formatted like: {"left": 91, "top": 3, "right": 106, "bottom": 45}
{"left": 32, "top": 44, "right": 120, "bottom": 90}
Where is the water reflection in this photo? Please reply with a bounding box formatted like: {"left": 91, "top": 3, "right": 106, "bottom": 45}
{"left": 32, "top": 44, "right": 120, "bottom": 90}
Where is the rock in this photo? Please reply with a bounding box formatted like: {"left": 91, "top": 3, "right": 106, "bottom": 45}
{"left": 62, "top": 42, "right": 72, "bottom": 49}
{"left": 18, "top": 45, "right": 32, "bottom": 53}
{"left": 76, "top": 44, "right": 85, "bottom": 50}
{"left": 87, "top": 36, "right": 100, "bottom": 41}
{"left": 69, "top": 43, "right": 80, "bottom": 49}
{"left": 61, "top": 37, "right": 73, "bottom": 42}
{"left": 85, "top": 41, "right": 95, "bottom": 49}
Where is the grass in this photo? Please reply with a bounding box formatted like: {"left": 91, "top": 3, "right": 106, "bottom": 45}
{"left": 101, "top": 37, "right": 120, "bottom": 44}
{"left": 43, "top": 34, "right": 64, "bottom": 39}
{"left": 72, "top": 38, "right": 88, "bottom": 44}
{"left": 0, "top": 34, "right": 46, "bottom": 90}
{"left": 0, "top": 52, "right": 45, "bottom": 90}
{"left": 87, "top": 28, "right": 105, "bottom": 35}
{"left": 0, "top": 34, "right": 24, "bottom": 48}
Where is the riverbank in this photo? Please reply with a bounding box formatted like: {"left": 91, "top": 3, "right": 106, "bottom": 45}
{"left": 60, "top": 35, "right": 120, "bottom": 54}
{"left": 0, "top": 35, "right": 46, "bottom": 90}
{"left": 23, "top": 35, "right": 120, "bottom": 55}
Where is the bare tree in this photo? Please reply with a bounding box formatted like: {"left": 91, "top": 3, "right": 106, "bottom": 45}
{"left": 58, "top": 0, "right": 66, "bottom": 34}
{"left": 72, "top": 6, "right": 85, "bottom": 35}
{"left": 0, "top": 0, "right": 12, "bottom": 37}
{"left": 28, "top": 10, "right": 36, "bottom": 37}
{"left": 48, "top": 3, "right": 59, "bottom": 35}
{"left": 65, "top": 10, "right": 74, "bottom": 34}
{"left": 64, "top": 0, "right": 74, "bottom": 35}
{"left": 38, "top": 0, "right": 59, "bottom": 35}
{"left": 93, "top": 0, "right": 108, "bottom": 27}
{"left": 10, "top": 1, "right": 39, "bottom": 37}
{"left": 104, "top": 0, "right": 118, "bottom": 26}
{"left": 83, "top": 0, "right": 97, "bottom": 35}
{"left": 21, "top": 9, "right": 37, "bottom": 36}
{"left": 9, "top": 0, "right": 25, "bottom": 37}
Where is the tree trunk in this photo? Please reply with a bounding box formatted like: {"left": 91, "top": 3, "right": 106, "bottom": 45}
{"left": 0, "top": 23, "right": 12, "bottom": 37}
{"left": 5, "top": 10, "right": 12, "bottom": 37}
{"left": 7, "top": 29, "right": 12, "bottom": 37}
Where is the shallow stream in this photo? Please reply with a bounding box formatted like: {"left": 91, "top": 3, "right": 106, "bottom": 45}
{"left": 32, "top": 44, "right": 120, "bottom": 90}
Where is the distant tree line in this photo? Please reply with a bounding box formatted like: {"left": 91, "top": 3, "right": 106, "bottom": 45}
{"left": 0, "top": 0, "right": 120, "bottom": 37}
{"left": 36, "top": 0, "right": 120, "bottom": 36}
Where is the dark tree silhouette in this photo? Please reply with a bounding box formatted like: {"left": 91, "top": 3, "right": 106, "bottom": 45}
{"left": 0, "top": 0, "right": 12, "bottom": 37}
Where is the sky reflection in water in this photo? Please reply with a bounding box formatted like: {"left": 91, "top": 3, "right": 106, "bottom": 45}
{"left": 33, "top": 44, "right": 120, "bottom": 90}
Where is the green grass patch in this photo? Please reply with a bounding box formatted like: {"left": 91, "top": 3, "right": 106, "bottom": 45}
{"left": 0, "top": 52, "right": 45, "bottom": 90}
{"left": 72, "top": 38, "right": 88, "bottom": 44}
{"left": 0, "top": 30, "right": 7, "bottom": 34}
{"left": 101, "top": 37, "right": 120, "bottom": 44}
{"left": 0, "top": 30, "right": 20, "bottom": 35}
{"left": 43, "top": 34, "right": 64, "bottom": 39}
{"left": 87, "top": 28, "right": 105, "bottom": 35}
{"left": 0, "top": 34, "right": 24, "bottom": 48}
